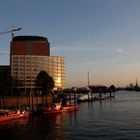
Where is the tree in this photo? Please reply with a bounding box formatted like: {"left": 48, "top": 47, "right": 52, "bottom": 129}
{"left": 109, "top": 85, "right": 116, "bottom": 97}
{"left": 36, "top": 71, "right": 55, "bottom": 96}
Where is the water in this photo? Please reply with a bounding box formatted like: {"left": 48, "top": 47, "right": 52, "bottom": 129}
{"left": 1, "top": 91, "right": 140, "bottom": 140}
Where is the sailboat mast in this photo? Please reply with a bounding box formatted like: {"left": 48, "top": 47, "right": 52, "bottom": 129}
{"left": 88, "top": 71, "right": 89, "bottom": 87}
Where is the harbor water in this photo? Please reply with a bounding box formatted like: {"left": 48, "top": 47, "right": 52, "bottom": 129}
{"left": 0, "top": 91, "right": 140, "bottom": 140}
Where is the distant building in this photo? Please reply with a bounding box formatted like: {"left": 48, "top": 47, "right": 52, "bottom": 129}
{"left": 0, "top": 66, "right": 11, "bottom": 95}
{"left": 0, "top": 65, "right": 10, "bottom": 71}
{"left": 10, "top": 36, "right": 65, "bottom": 95}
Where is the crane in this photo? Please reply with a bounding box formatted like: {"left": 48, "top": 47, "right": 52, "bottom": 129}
{"left": 0, "top": 27, "right": 22, "bottom": 39}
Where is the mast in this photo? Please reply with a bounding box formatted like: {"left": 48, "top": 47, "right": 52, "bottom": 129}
{"left": 87, "top": 71, "right": 89, "bottom": 87}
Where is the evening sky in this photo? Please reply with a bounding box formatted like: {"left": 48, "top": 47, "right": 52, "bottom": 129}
{"left": 0, "top": 0, "right": 140, "bottom": 87}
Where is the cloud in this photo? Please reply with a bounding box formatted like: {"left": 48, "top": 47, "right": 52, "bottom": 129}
{"left": 115, "top": 49, "right": 129, "bottom": 54}
{"left": 51, "top": 43, "right": 107, "bottom": 53}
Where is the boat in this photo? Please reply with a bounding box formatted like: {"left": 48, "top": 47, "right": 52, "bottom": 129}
{"left": 77, "top": 93, "right": 93, "bottom": 102}
{"left": 43, "top": 99, "right": 78, "bottom": 114}
{"left": 43, "top": 104, "right": 78, "bottom": 114}
{"left": 0, "top": 109, "right": 29, "bottom": 122}
{"left": 77, "top": 87, "right": 93, "bottom": 102}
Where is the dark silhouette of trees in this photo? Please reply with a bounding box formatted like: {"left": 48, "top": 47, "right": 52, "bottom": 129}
{"left": 109, "top": 85, "right": 116, "bottom": 97}
{"left": 36, "top": 71, "right": 55, "bottom": 96}
{"left": 89, "top": 85, "right": 108, "bottom": 93}
{"left": 89, "top": 85, "right": 117, "bottom": 98}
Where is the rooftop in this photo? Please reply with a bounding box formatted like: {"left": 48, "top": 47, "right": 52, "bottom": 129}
{"left": 12, "top": 36, "right": 48, "bottom": 42}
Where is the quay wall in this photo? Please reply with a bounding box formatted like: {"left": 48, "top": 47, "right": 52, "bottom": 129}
{"left": 0, "top": 96, "right": 52, "bottom": 108}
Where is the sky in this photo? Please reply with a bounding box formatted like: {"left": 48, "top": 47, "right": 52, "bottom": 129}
{"left": 0, "top": 0, "right": 140, "bottom": 87}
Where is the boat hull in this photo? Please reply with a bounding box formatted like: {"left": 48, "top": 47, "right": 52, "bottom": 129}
{"left": 0, "top": 111, "right": 29, "bottom": 122}
{"left": 43, "top": 105, "right": 78, "bottom": 114}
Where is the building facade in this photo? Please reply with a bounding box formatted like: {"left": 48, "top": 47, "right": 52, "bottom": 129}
{"left": 10, "top": 36, "right": 65, "bottom": 95}
{"left": 0, "top": 66, "right": 11, "bottom": 96}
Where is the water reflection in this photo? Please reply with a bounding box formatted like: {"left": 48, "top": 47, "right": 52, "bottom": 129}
{"left": 0, "top": 117, "right": 29, "bottom": 129}
{"left": 68, "top": 111, "right": 78, "bottom": 125}
{"left": 28, "top": 111, "right": 78, "bottom": 140}
{"left": 0, "top": 118, "right": 29, "bottom": 140}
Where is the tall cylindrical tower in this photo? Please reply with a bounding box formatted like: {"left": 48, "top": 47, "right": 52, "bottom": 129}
{"left": 10, "top": 36, "right": 50, "bottom": 56}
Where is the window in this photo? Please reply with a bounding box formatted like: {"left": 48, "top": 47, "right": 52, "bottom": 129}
{"left": 27, "top": 41, "right": 33, "bottom": 55}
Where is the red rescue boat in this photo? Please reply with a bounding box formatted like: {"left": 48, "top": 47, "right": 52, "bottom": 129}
{"left": 43, "top": 102, "right": 78, "bottom": 114}
{"left": 43, "top": 105, "right": 78, "bottom": 114}
{"left": 0, "top": 110, "right": 29, "bottom": 123}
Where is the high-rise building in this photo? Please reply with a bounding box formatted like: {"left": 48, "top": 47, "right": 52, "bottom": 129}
{"left": 10, "top": 36, "right": 65, "bottom": 95}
